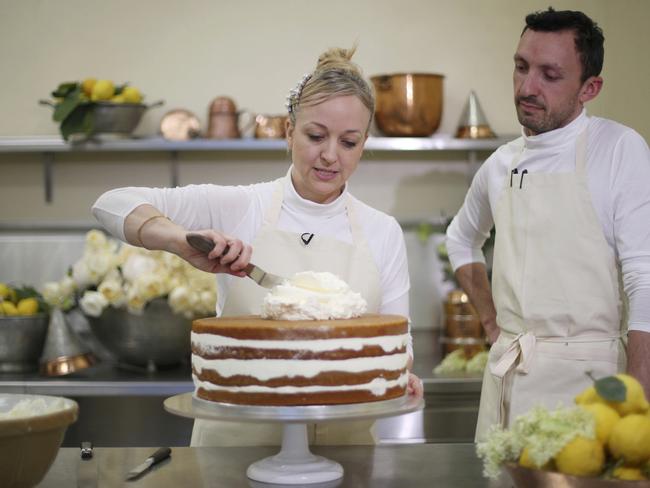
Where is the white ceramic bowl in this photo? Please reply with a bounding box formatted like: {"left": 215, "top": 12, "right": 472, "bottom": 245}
{"left": 0, "top": 393, "right": 78, "bottom": 488}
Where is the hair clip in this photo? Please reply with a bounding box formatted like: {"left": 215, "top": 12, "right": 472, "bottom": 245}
{"left": 286, "top": 73, "right": 312, "bottom": 115}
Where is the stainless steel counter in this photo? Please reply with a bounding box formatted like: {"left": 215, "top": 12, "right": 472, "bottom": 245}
{"left": 1, "top": 330, "right": 484, "bottom": 447}
{"left": 40, "top": 444, "right": 510, "bottom": 487}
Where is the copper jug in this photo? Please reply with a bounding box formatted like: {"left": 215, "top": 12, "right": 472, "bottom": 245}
{"left": 254, "top": 114, "right": 288, "bottom": 139}
{"left": 207, "top": 96, "right": 241, "bottom": 139}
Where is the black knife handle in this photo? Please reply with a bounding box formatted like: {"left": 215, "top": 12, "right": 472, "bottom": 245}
{"left": 150, "top": 447, "right": 171, "bottom": 465}
{"left": 80, "top": 441, "right": 93, "bottom": 459}
{"left": 186, "top": 233, "right": 230, "bottom": 256}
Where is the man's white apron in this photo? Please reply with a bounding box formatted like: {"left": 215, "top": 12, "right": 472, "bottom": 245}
{"left": 191, "top": 182, "right": 382, "bottom": 446}
{"left": 475, "top": 130, "right": 627, "bottom": 441}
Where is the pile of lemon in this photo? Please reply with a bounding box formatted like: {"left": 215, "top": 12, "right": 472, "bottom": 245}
{"left": 0, "top": 283, "right": 43, "bottom": 316}
{"left": 520, "top": 373, "right": 650, "bottom": 481}
{"left": 80, "top": 78, "right": 143, "bottom": 104}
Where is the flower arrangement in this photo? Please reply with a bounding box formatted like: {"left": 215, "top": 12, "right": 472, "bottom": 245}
{"left": 42, "top": 230, "right": 217, "bottom": 318}
{"left": 477, "top": 374, "right": 650, "bottom": 482}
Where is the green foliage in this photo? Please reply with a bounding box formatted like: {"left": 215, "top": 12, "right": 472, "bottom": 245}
{"left": 595, "top": 376, "right": 627, "bottom": 403}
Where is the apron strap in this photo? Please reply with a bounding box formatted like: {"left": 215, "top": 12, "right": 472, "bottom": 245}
{"left": 490, "top": 332, "right": 536, "bottom": 378}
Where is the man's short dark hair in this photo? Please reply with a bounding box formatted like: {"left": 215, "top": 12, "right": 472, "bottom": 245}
{"left": 523, "top": 7, "right": 604, "bottom": 82}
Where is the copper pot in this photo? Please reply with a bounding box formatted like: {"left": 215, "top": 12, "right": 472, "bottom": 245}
{"left": 371, "top": 73, "right": 444, "bottom": 137}
{"left": 254, "top": 114, "right": 288, "bottom": 139}
{"left": 206, "top": 96, "right": 255, "bottom": 139}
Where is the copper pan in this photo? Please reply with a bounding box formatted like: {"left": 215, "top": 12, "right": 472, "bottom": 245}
{"left": 371, "top": 73, "right": 444, "bottom": 137}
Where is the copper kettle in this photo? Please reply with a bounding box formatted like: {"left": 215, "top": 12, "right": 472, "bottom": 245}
{"left": 207, "top": 96, "right": 254, "bottom": 139}
{"left": 254, "top": 114, "right": 288, "bottom": 139}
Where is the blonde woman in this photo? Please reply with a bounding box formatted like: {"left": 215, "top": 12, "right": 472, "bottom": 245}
{"left": 92, "top": 46, "right": 422, "bottom": 446}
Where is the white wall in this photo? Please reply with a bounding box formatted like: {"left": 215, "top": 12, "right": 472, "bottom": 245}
{"left": 1, "top": 0, "right": 648, "bottom": 328}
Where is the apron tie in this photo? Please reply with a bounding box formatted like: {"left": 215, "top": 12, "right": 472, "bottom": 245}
{"left": 490, "top": 331, "right": 537, "bottom": 378}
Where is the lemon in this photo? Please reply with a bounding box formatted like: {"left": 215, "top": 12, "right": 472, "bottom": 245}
{"left": 519, "top": 445, "right": 552, "bottom": 470}
{"left": 609, "top": 374, "right": 650, "bottom": 415}
{"left": 579, "top": 403, "right": 620, "bottom": 444}
{"left": 16, "top": 297, "right": 39, "bottom": 315}
{"left": 0, "top": 283, "right": 16, "bottom": 302}
{"left": 613, "top": 466, "right": 647, "bottom": 481}
{"left": 554, "top": 435, "right": 604, "bottom": 477}
{"left": 91, "top": 80, "right": 115, "bottom": 101}
{"left": 111, "top": 94, "right": 126, "bottom": 103}
{"left": 575, "top": 385, "right": 602, "bottom": 405}
{"left": 608, "top": 414, "right": 650, "bottom": 465}
{"left": 121, "top": 86, "right": 142, "bottom": 104}
{"left": 0, "top": 301, "right": 19, "bottom": 316}
{"left": 81, "top": 78, "right": 96, "bottom": 97}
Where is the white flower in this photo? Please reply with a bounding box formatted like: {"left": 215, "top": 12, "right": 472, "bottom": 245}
{"left": 197, "top": 290, "right": 217, "bottom": 315}
{"left": 85, "top": 251, "right": 115, "bottom": 283}
{"left": 59, "top": 275, "right": 77, "bottom": 296}
{"left": 98, "top": 279, "right": 125, "bottom": 306}
{"left": 122, "top": 253, "right": 158, "bottom": 283}
{"left": 126, "top": 287, "right": 147, "bottom": 315}
{"left": 42, "top": 280, "right": 75, "bottom": 310}
{"left": 71, "top": 260, "right": 93, "bottom": 289}
{"left": 85, "top": 230, "right": 107, "bottom": 250}
{"left": 168, "top": 286, "right": 197, "bottom": 315}
{"left": 132, "top": 273, "right": 169, "bottom": 301}
{"left": 79, "top": 291, "right": 109, "bottom": 317}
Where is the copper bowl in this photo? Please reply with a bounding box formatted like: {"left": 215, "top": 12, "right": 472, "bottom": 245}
{"left": 505, "top": 464, "right": 650, "bottom": 487}
{"left": 371, "top": 73, "right": 444, "bottom": 137}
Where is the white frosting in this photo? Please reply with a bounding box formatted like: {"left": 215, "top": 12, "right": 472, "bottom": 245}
{"left": 192, "top": 352, "right": 409, "bottom": 381}
{"left": 193, "top": 372, "right": 409, "bottom": 396}
{"left": 261, "top": 271, "right": 367, "bottom": 320}
{"left": 191, "top": 332, "right": 408, "bottom": 353}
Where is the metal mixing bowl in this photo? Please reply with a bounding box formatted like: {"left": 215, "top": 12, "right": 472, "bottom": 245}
{"left": 0, "top": 393, "right": 78, "bottom": 488}
{"left": 0, "top": 314, "right": 49, "bottom": 373}
{"left": 85, "top": 298, "right": 192, "bottom": 369}
{"left": 91, "top": 101, "right": 148, "bottom": 134}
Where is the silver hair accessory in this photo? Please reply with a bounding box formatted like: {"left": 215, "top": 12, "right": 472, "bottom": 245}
{"left": 286, "top": 73, "right": 312, "bottom": 115}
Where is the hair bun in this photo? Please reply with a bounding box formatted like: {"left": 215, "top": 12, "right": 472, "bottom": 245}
{"left": 316, "top": 46, "right": 361, "bottom": 76}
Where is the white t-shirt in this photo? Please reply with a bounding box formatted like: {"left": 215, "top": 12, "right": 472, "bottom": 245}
{"left": 446, "top": 110, "right": 650, "bottom": 333}
{"left": 92, "top": 168, "right": 413, "bottom": 353}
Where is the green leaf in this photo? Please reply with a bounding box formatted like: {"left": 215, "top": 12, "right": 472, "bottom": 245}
{"left": 60, "top": 104, "right": 93, "bottom": 140}
{"left": 114, "top": 83, "right": 128, "bottom": 95}
{"left": 51, "top": 82, "right": 79, "bottom": 98}
{"left": 595, "top": 376, "right": 626, "bottom": 402}
{"left": 53, "top": 88, "right": 83, "bottom": 122}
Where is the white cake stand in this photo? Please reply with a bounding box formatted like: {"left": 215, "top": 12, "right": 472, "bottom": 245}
{"left": 164, "top": 392, "right": 424, "bottom": 485}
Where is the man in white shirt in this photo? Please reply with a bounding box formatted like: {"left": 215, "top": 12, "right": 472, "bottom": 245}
{"left": 446, "top": 8, "right": 650, "bottom": 440}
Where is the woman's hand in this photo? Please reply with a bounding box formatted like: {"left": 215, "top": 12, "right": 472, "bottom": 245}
{"left": 181, "top": 229, "right": 253, "bottom": 277}
{"left": 407, "top": 372, "right": 424, "bottom": 399}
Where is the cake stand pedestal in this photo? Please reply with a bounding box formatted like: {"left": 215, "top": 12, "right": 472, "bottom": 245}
{"left": 164, "top": 393, "right": 424, "bottom": 485}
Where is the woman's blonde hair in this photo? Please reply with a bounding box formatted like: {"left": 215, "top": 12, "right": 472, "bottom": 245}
{"left": 287, "top": 46, "right": 374, "bottom": 129}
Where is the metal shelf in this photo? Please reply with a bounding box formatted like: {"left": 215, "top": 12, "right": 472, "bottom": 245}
{"left": 0, "top": 134, "right": 515, "bottom": 153}
{"left": 0, "top": 134, "right": 517, "bottom": 203}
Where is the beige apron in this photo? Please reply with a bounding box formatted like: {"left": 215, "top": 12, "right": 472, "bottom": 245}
{"left": 475, "top": 130, "right": 627, "bottom": 441}
{"left": 191, "top": 181, "right": 382, "bottom": 446}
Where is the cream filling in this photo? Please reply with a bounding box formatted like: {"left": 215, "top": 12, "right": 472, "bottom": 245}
{"left": 193, "top": 372, "right": 409, "bottom": 397}
{"left": 191, "top": 332, "right": 408, "bottom": 353}
{"left": 192, "top": 352, "right": 409, "bottom": 380}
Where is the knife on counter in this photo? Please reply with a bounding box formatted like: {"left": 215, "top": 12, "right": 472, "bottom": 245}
{"left": 125, "top": 447, "right": 172, "bottom": 481}
{"left": 77, "top": 441, "right": 97, "bottom": 488}
{"left": 186, "top": 233, "right": 286, "bottom": 289}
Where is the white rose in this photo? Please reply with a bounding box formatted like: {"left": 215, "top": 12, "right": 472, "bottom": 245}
{"left": 126, "top": 287, "right": 146, "bottom": 315}
{"left": 122, "top": 253, "right": 158, "bottom": 283}
{"left": 85, "top": 251, "right": 114, "bottom": 284}
{"left": 168, "top": 286, "right": 197, "bottom": 315}
{"left": 59, "top": 275, "right": 77, "bottom": 296}
{"left": 115, "top": 243, "right": 136, "bottom": 266}
{"left": 85, "top": 230, "right": 107, "bottom": 250}
{"left": 80, "top": 291, "right": 109, "bottom": 317}
{"left": 42, "top": 281, "right": 63, "bottom": 306}
{"left": 71, "top": 260, "right": 93, "bottom": 289}
{"left": 197, "top": 290, "right": 217, "bottom": 315}
{"left": 132, "top": 273, "right": 167, "bottom": 301}
{"left": 98, "top": 279, "right": 125, "bottom": 306}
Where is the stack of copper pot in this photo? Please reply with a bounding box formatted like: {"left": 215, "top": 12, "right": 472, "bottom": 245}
{"left": 440, "top": 289, "right": 486, "bottom": 356}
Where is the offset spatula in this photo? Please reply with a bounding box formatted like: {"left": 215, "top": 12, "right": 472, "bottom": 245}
{"left": 125, "top": 447, "right": 171, "bottom": 480}
{"left": 186, "top": 233, "right": 286, "bottom": 289}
